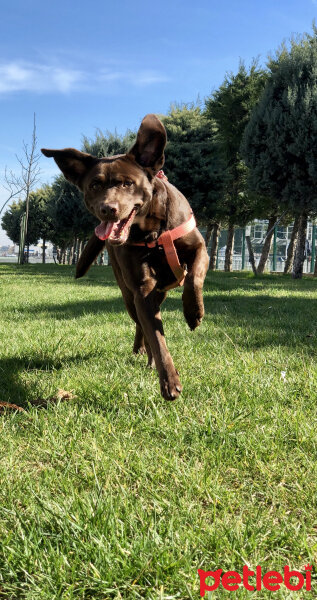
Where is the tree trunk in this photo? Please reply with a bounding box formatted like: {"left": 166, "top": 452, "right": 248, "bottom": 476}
{"left": 224, "top": 224, "right": 234, "bottom": 272}
{"left": 257, "top": 215, "right": 277, "bottom": 274}
{"left": 42, "top": 238, "right": 46, "bottom": 264}
{"left": 246, "top": 235, "right": 257, "bottom": 275}
{"left": 284, "top": 215, "right": 300, "bottom": 274}
{"left": 59, "top": 247, "right": 65, "bottom": 264}
{"left": 314, "top": 255, "right": 317, "bottom": 276}
{"left": 70, "top": 237, "right": 76, "bottom": 265}
{"left": 62, "top": 249, "right": 66, "bottom": 265}
{"left": 68, "top": 245, "right": 74, "bottom": 265}
{"left": 204, "top": 222, "right": 213, "bottom": 249}
{"left": 209, "top": 223, "right": 221, "bottom": 270}
{"left": 72, "top": 238, "right": 80, "bottom": 265}
{"left": 292, "top": 213, "right": 308, "bottom": 279}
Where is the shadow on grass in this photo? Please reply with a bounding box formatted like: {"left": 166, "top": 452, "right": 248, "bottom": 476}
{"left": 8, "top": 291, "right": 316, "bottom": 356}
{"left": 8, "top": 296, "right": 127, "bottom": 319}
{"left": 203, "top": 294, "right": 317, "bottom": 349}
{"left": 0, "top": 351, "right": 99, "bottom": 409}
{"left": 2, "top": 265, "right": 317, "bottom": 356}
{"left": 203, "top": 270, "right": 317, "bottom": 293}
{"left": 2, "top": 262, "right": 317, "bottom": 289}
{"left": 0, "top": 263, "right": 117, "bottom": 287}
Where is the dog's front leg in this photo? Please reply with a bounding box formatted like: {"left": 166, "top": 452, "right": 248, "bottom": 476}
{"left": 182, "top": 241, "right": 209, "bottom": 330}
{"left": 134, "top": 290, "right": 182, "bottom": 400}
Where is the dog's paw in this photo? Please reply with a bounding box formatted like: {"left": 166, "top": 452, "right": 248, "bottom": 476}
{"left": 133, "top": 344, "right": 155, "bottom": 369}
{"left": 147, "top": 356, "right": 156, "bottom": 369}
{"left": 183, "top": 304, "right": 204, "bottom": 330}
{"left": 160, "top": 372, "right": 182, "bottom": 401}
{"left": 133, "top": 344, "right": 147, "bottom": 355}
{"left": 182, "top": 289, "right": 204, "bottom": 330}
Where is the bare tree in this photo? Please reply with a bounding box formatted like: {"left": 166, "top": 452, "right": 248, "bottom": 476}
{"left": 0, "top": 168, "right": 25, "bottom": 218}
{"left": 1, "top": 114, "right": 41, "bottom": 262}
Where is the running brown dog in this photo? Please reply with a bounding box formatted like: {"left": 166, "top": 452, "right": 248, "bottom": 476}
{"left": 42, "top": 114, "right": 209, "bottom": 400}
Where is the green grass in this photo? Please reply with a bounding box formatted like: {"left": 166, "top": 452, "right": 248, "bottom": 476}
{"left": 0, "top": 263, "right": 317, "bottom": 599}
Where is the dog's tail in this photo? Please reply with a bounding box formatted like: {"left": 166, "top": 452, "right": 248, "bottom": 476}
{"left": 76, "top": 234, "right": 106, "bottom": 278}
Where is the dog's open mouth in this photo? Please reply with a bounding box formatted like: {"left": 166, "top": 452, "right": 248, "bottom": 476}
{"left": 95, "top": 209, "right": 136, "bottom": 244}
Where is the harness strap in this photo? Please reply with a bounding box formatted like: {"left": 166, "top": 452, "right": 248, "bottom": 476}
{"left": 132, "top": 213, "right": 196, "bottom": 290}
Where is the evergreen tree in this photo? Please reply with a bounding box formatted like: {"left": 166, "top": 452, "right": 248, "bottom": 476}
{"left": 47, "top": 175, "right": 98, "bottom": 248}
{"left": 242, "top": 30, "right": 317, "bottom": 278}
{"left": 1, "top": 190, "right": 52, "bottom": 250}
{"left": 162, "top": 103, "right": 227, "bottom": 226}
{"left": 1, "top": 201, "right": 24, "bottom": 246}
{"left": 82, "top": 129, "right": 136, "bottom": 157}
{"left": 205, "top": 61, "right": 267, "bottom": 270}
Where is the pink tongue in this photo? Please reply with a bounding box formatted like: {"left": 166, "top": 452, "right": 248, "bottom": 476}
{"left": 95, "top": 221, "right": 114, "bottom": 240}
{"left": 95, "top": 209, "right": 136, "bottom": 242}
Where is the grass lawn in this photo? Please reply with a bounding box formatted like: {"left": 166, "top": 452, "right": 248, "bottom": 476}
{"left": 0, "top": 263, "right": 317, "bottom": 599}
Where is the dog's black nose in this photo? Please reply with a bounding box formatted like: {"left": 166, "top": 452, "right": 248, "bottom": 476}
{"left": 100, "top": 202, "right": 119, "bottom": 218}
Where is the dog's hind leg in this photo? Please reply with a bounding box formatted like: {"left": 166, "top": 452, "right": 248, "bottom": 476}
{"left": 132, "top": 318, "right": 154, "bottom": 368}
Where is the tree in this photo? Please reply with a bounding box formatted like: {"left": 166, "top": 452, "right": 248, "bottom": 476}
{"left": 162, "top": 104, "right": 226, "bottom": 219}
{"left": 205, "top": 61, "right": 267, "bottom": 270}
{"left": 242, "top": 30, "right": 317, "bottom": 278}
{"left": 30, "top": 187, "right": 55, "bottom": 263}
{"left": 1, "top": 192, "right": 47, "bottom": 251}
{"left": 46, "top": 175, "right": 98, "bottom": 259}
{"left": 82, "top": 129, "right": 135, "bottom": 157}
{"left": 1, "top": 201, "right": 24, "bottom": 246}
{"left": 1, "top": 114, "right": 41, "bottom": 262}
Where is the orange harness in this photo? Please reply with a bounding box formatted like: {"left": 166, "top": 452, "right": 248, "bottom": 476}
{"left": 131, "top": 213, "right": 196, "bottom": 291}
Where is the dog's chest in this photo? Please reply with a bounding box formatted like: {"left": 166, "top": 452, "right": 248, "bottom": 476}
{"left": 129, "top": 217, "right": 162, "bottom": 243}
{"left": 128, "top": 225, "right": 185, "bottom": 290}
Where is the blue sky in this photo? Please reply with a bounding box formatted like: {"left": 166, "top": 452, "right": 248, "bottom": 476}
{"left": 1, "top": 0, "right": 317, "bottom": 245}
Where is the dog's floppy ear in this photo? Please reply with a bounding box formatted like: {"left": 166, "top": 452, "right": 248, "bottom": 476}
{"left": 76, "top": 234, "right": 106, "bottom": 279}
{"left": 41, "top": 148, "right": 96, "bottom": 190}
{"left": 127, "top": 114, "right": 167, "bottom": 176}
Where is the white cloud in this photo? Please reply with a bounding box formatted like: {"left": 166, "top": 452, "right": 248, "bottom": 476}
{"left": 98, "top": 68, "right": 169, "bottom": 86}
{"left": 0, "top": 60, "right": 169, "bottom": 95}
{"left": 0, "top": 61, "right": 84, "bottom": 94}
{"left": 132, "top": 71, "right": 169, "bottom": 86}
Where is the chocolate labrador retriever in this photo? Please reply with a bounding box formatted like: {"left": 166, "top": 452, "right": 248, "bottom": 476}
{"left": 42, "top": 114, "right": 209, "bottom": 400}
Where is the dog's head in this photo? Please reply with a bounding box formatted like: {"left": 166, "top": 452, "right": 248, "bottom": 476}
{"left": 41, "top": 114, "right": 167, "bottom": 245}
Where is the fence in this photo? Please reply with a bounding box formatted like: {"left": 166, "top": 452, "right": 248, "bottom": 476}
{"left": 203, "top": 220, "right": 316, "bottom": 274}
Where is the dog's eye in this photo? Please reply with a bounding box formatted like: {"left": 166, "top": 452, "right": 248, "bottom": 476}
{"left": 123, "top": 180, "right": 133, "bottom": 187}
{"left": 91, "top": 181, "right": 103, "bottom": 191}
